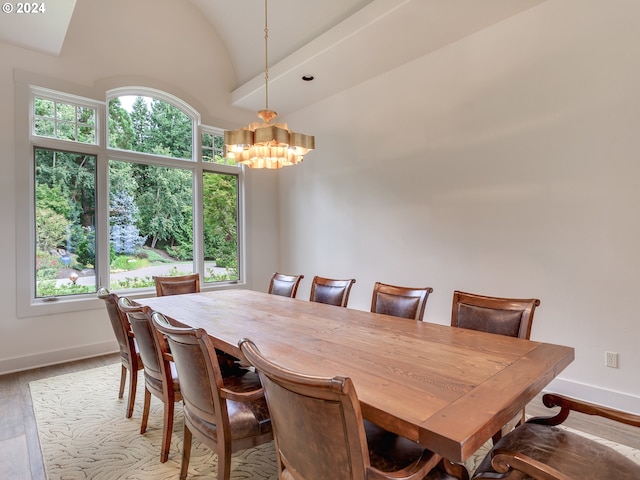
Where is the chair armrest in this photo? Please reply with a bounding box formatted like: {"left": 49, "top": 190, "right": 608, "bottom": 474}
{"left": 527, "top": 393, "right": 640, "bottom": 428}
{"left": 490, "top": 449, "right": 572, "bottom": 480}
{"left": 162, "top": 352, "right": 174, "bottom": 363}
{"left": 220, "top": 386, "right": 265, "bottom": 403}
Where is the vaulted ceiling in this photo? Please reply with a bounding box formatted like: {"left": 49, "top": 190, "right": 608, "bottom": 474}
{"left": 0, "top": 0, "right": 546, "bottom": 115}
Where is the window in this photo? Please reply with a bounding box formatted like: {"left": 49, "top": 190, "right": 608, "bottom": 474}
{"left": 34, "top": 97, "right": 97, "bottom": 144}
{"left": 20, "top": 85, "right": 243, "bottom": 315}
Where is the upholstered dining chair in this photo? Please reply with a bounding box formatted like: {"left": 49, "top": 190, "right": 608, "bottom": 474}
{"left": 451, "top": 290, "right": 541, "bottom": 441}
{"left": 154, "top": 273, "right": 200, "bottom": 297}
{"left": 118, "top": 297, "right": 182, "bottom": 463}
{"left": 97, "top": 287, "right": 143, "bottom": 418}
{"left": 472, "top": 393, "right": 640, "bottom": 479}
{"left": 268, "top": 272, "right": 304, "bottom": 298}
{"left": 154, "top": 272, "right": 241, "bottom": 374}
{"left": 238, "top": 338, "right": 469, "bottom": 480}
{"left": 451, "top": 290, "right": 540, "bottom": 340}
{"left": 309, "top": 275, "right": 356, "bottom": 307}
{"left": 370, "top": 282, "right": 433, "bottom": 321}
{"left": 151, "top": 313, "right": 273, "bottom": 480}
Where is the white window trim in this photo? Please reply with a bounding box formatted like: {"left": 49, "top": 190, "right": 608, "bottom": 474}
{"left": 15, "top": 78, "right": 245, "bottom": 318}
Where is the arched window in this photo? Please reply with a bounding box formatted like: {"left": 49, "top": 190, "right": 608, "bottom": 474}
{"left": 20, "top": 85, "right": 243, "bottom": 315}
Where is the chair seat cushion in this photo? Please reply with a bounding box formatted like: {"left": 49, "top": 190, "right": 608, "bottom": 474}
{"left": 473, "top": 422, "right": 640, "bottom": 479}
{"left": 184, "top": 392, "right": 271, "bottom": 444}
{"left": 365, "top": 420, "right": 431, "bottom": 471}
{"left": 364, "top": 420, "right": 461, "bottom": 479}
{"left": 222, "top": 369, "right": 263, "bottom": 392}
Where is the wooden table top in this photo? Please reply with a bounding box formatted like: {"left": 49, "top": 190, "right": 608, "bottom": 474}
{"left": 136, "top": 289, "right": 574, "bottom": 462}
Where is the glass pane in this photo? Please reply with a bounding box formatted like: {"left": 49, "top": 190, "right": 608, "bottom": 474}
{"left": 202, "top": 132, "right": 214, "bottom": 162}
{"left": 202, "top": 131, "right": 236, "bottom": 165}
{"left": 214, "top": 133, "right": 225, "bottom": 160}
{"left": 108, "top": 161, "right": 194, "bottom": 291}
{"left": 77, "top": 106, "right": 95, "bottom": 126}
{"left": 203, "top": 171, "right": 239, "bottom": 282}
{"left": 78, "top": 125, "right": 95, "bottom": 144}
{"left": 109, "top": 96, "right": 193, "bottom": 160}
{"left": 34, "top": 118, "right": 55, "bottom": 137}
{"left": 56, "top": 102, "right": 75, "bottom": 122}
{"left": 35, "top": 98, "right": 54, "bottom": 118}
{"left": 57, "top": 122, "right": 75, "bottom": 141}
{"left": 35, "top": 148, "right": 97, "bottom": 298}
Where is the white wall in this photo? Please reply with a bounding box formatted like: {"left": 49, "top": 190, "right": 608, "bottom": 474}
{"left": 2, "top": 0, "right": 638, "bottom": 413}
{"left": 278, "top": 0, "right": 640, "bottom": 411}
{"left": 0, "top": 0, "right": 279, "bottom": 373}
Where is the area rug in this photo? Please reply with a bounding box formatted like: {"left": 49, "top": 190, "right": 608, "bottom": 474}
{"left": 30, "top": 364, "right": 278, "bottom": 480}
{"left": 30, "top": 363, "right": 640, "bottom": 479}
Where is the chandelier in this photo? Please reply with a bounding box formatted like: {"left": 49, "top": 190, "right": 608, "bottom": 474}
{"left": 224, "top": 0, "right": 315, "bottom": 169}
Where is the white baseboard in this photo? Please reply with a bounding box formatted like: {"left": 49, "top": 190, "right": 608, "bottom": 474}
{"left": 0, "top": 341, "right": 118, "bottom": 375}
{"left": 546, "top": 377, "right": 640, "bottom": 415}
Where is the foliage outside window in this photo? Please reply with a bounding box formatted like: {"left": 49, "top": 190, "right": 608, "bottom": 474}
{"left": 35, "top": 148, "right": 96, "bottom": 297}
{"left": 29, "top": 90, "right": 241, "bottom": 301}
{"left": 34, "top": 97, "right": 96, "bottom": 144}
{"left": 202, "top": 131, "right": 235, "bottom": 165}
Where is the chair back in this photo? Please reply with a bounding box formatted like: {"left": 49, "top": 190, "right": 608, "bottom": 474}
{"left": 370, "top": 282, "right": 433, "bottom": 321}
{"left": 97, "top": 287, "right": 134, "bottom": 360}
{"left": 154, "top": 273, "right": 200, "bottom": 297}
{"left": 309, "top": 276, "right": 356, "bottom": 307}
{"left": 239, "top": 338, "right": 370, "bottom": 480}
{"left": 118, "top": 297, "right": 166, "bottom": 384}
{"left": 451, "top": 290, "right": 540, "bottom": 339}
{"left": 268, "top": 272, "right": 304, "bottom": 298}
{"left": 151, "top": 313, "right": 227, "bottom": 428}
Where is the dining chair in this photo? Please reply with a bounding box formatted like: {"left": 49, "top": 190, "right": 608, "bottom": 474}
{"left": 268, "top": 272, "right": 304, "bottom": 298}
{"left": 451, "top": 290, "right": 540, "bottom": 339}
{"left": 97, "top": 287, "right": 143, "bottom": 418}
{"left": 451, "top": 290, "right": 540, "bottom": 441}
{"left": 472, "top": 393, "right": 640, "bottom": 479}
{"left": 154, "top": 273, "right": 200, "bottom": 297}
{"left": 238, "top": 338, "right": 469, "bottom": 480}
{"left": 370, "top": 282, "right": 433, "bottom": 321}
{"left": 309, "top": 275, "right": 356, "bottom": 307}
{"left": 154, "top": 271, "right": 242, "bottom": 374}
{"left": 118, "top": 297, "right": 182, "bottom": 463}
{"left": 151, "top": 313, "right": 273, "bottom": 480}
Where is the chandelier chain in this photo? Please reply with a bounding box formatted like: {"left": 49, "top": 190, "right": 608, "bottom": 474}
{"left": 264, "top": 0, "right": 269, "bottom": 111}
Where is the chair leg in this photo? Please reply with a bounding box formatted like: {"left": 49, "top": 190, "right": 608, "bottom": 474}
{"left": 217, "top": 441, "right": 232, "bottom": 480}
{"left": 118, "top": 364, "right": 126, "bottom": 399}
{"left": 180, "top": 424, "right": 192, "bottom": 480}
{"left": 160, "top": 400, "right": 174, "bottom": 463}
{"left": 126, "top": 368, "right": 138, "bottom": 419}
{"left": 140, "top": 388, "right": 151, "bottom": 434}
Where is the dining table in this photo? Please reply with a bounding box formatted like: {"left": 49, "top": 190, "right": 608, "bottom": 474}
{"left": 135, "top": 289, "right": 574, "bottom": 463}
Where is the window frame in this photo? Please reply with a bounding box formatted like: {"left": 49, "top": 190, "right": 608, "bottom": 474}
{"left": 16, "top": 81, "right": 245, "bottom": 318}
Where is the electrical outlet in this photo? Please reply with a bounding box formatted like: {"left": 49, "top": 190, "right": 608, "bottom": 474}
{"left": 605, "top": 351, "right": 618, "bottom": 368}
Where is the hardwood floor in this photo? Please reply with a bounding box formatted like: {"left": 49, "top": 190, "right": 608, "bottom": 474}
{"left": 1, "top": 353, "right": 638, "bottom": 479}
{"left": 0, "top": 353, "right": 120, "bottom": 480}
